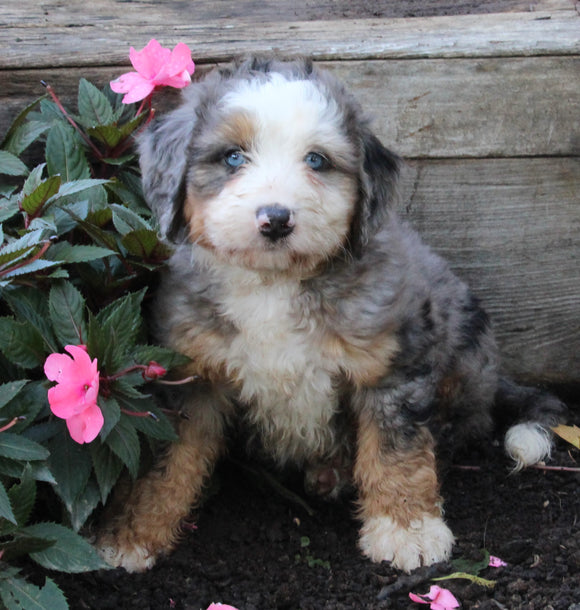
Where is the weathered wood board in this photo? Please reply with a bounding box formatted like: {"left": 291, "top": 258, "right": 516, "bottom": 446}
{"left": 399, "top": 158, "right": 580, "bottom": 382}
{"left": 0, "top": 0, "right": 578, "bottom": 383}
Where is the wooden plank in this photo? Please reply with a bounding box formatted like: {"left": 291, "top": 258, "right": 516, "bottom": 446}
{"left": 398, "top": 158, "right": 580, "bottom": 383}
{"left": 2, "top": 56, "right": 578, "bottom": 159}
{"left": 1, "top": 7, "right": 579, "bottom": 70}
{"left": 2, "top": 0, "right": 570, "bottom": 26}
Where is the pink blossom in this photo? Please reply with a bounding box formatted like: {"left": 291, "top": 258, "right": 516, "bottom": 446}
{"left": 206, "top": 605, "right": 239, "bottom": 610}
{"left": 142, "top": 360, "right": 167, "bottom": 381}
{"left": 44, "top": 345, "right": 104, "bottom": 444}
{"left": 489, "top": 555, "right": 508, "bottom": 568}
{"left": 110, "top": 39, "right": 195, "bottom": 103}
{"left": 409, "top": 585, "right": 460, "bottom": 610}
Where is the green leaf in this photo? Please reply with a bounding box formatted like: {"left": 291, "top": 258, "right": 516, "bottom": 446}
{"left": 87, "top": 125, "right": 124, "bottom": 148}
{"left": 24, "top": 522, "right": 111, "bottom": 572}
{"left": 21, "top": 164, "right": 47, "bottom": 197}
{"left": 0, "top": 151, "right": 29, "bottom": 177}
{"left": 47, "top": 432, "right": 92, "bottom": 515}
{"left": 0, "top": 318, "right": 47, "bottom": 368}
{"left": 52, "top": 178, "right": 109, "bottom": 200}
{"left": 0, "top": 458, "right": 56, "bottom": 484}
{"left": 123, "top": 401, "right": 178, "bottom": 442}
{"left": 46, "top": 242, "right": 115, "bottom": 264}
{"left": 48, "top": 281, "right": 87, "bottom": 346}
{"left": 0, "top": 94, "right": 47, "bottom": 153}
{"left": 77, "top": 78, "right": 114, "bottom": 127}
{"left": 105, "top": 415, "right": 140, "bottom": 479}
{"left": 99, "top": 396, "right": 121, "bottom": 441}
{"left": 0, "top": 379, "right": 29, "bottom": 410}
{"left": 19, "top": 176, "right": 62, "bottom": 217}
{"left": 0, "top": 534, "right": 55, "bottom": 560}
{"left": 0, "top": 572, "right": 68, "bottom": 610}
{"left": 0, "top": 480, "right": 16, "bottom": 525}
{"left": 0, "top": 433, "right": 49, "bottom": 461}
{"left": 90, "top": 441, "right": 123, "bottom": 504}
{"left": 68, "top": 478, "right": 101, "bottom": 532}
{"left": 3, "top": 121, "right": 51, "bottom": 157}
{"left": 7, "top": 467, "right": 36, "bottom": 526}
{"left": 121, "top": 228, "right": 172, "bottom": 261}
{"left": 111, "top": 203, "right": 151, "bottom": 235}
{"left": 45, "top": 122, "right": 90, "bottom": 181}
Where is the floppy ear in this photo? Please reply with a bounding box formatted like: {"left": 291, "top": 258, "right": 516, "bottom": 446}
{"left": 138, "top": 103, "right": 196, "bottom": 242}
{"left": 350, "top": 132, "right": 401, "bottom": 256}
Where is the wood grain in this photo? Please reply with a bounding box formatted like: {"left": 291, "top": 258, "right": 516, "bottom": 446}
{"left": 399, "top": 158, "right": 580, "bottom": 382}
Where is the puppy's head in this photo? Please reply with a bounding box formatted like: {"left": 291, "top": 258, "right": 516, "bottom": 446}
{"left": 139, "top": 57, "right": 400, "bottom": 272}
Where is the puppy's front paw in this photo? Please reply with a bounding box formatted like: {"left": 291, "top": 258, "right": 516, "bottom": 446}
{"left": 359, "top": 514, "right": 454, "bottom": 572}
{"left": 96, "top": 532, "right": 157, "bottom": 573}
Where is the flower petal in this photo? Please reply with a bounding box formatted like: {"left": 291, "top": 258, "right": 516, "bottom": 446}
{"left": 130, "top": 39, "right": 170, "bottom": 80}
{"left": 44, "top": 352, "right": 74, "bottom": 382}
{"left": 489, "top": 555, "right": 508, "bottom": 568}
{"left": 66, "top": 404, "right": 104, "bottom": 444}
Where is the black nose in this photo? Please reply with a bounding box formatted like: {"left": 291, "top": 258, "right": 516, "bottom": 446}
{"left": 256, "top": 205, "right": 295, "bottom": 241}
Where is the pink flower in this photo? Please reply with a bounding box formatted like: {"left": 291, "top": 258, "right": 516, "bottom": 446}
{"left": 409, "top": 585, "right": 460, "bottom": 610}
{"left": 206, "top": 605, "right": 239, "bottom": 610}
{"left": 489, "top": 555, "right": 508, "bottom": 568}
{"left": 110, "top": 39, "right": 195, "bottom": 103}
{"left": 44, "top": 345, "right": 104, "bottom": 444}
{"left": 142, "top": 361, "right": 167, "bottom": 381}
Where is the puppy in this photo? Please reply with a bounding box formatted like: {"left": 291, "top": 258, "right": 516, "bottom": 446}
{"left": 98, "top": 57, "right": 566, "bottom": 573}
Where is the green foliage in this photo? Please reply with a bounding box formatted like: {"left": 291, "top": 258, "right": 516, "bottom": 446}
{"left": 0, "top": 79, "right": 187, "bottom": 608}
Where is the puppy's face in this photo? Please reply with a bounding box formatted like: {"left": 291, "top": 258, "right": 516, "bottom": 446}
{"left": 183, "top": 75, "right": 360, "bottom": 272}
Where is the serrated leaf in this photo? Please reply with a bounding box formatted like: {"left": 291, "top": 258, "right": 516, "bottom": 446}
{"left": 111, "top": 203, "right": 151, "bottom": 235}
{"left": 0, "top": 94, "right": 47, "bottom": 153}
{"left": 47, "top": 432, "right": 92, "bottom": 515}
{"left": 0, "top": 318, "right": 47, "bottom": 368}
{"left": 19, "top": 176, "right": 62, "bottom": 217}
{"left": 51, "top": 178, "right": 109, "bottom": 201}
{"left": 0, "top": 458, "right": 56, "bottom": 484}
{"left": 3, "top": 120, "right": 51, "bottom": 157}
{"left": 1, "top": 258, "right": 61, "bottom": 281}
{"left": 78, "top": 78, "right": 114, "bottom": 127}
{"left": 0, "top": 380, "right": 29, "bottom": 410}
{"left": 123, "top": 401, "right": 178, "bottom": 442}
{"left": 0, "top": 151, "right": 29, "bottom": 177}
{"left": 99, "top": 396, "right": 121, "bottom": 441}
{"left": 552, "top": 424, "right": 580, "bottom": 450}
{"left": 68, "top": 478, "right": 101, "bottom": 532}
{"left": 7, "top": 467, "right": 36, "bottom": 526}
{"left": 87, "top": 124, "right": 124, "bottom": 148}
{"left": 45, "top": 122, "right": 90, "bottom": 181}
{"left": 90, "top": 440, "right": 123, "bottom": 504}
{"left": 0, "top": 573, "right": 68, "bottom": 610}
{"left": 46, "top": 242, "right": 115, "bottom": 264}
{"left": 24, "top": 522, "right": 111, "bottom": 572}
{"left": 105, "top": 415, "right": 140, "bottom": 479}
{"left": 21, "top": 164, "right": 47, "bottom": 197}
{"left": 48, "top": 281, "right": 87, "bottom": 346}
{"left": 0, "top": 432, "right": 49, "bottom": 461}
{"left": 0, "top": 480, "right": 16, "bottom": 525}
{"left": 121, "top": 228, "right": 171, "bottom": 260}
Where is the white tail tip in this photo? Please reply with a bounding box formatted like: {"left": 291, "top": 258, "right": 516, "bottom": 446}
{"left": 505, "top": 422, "right": 552, "bottom": 470}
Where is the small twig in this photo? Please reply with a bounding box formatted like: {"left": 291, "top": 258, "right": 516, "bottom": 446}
{"left": 157, "top": 375, "right": 199, "bottom": 386}
{"left": 0, "top": 416, "right": 26, "bottom": 433}
{"left": 377, "top": 562, "right": 453, "bottom": 600}
{"left": 120, "top": 408, "right": 158, "bottom": 421}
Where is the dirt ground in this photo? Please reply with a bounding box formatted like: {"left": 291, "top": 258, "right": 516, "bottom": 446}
{"left": 52, "top": 403, "right": 579, "bottom": 610}
{"left": 21, "top": 1, "right": 579, "bottom": 608}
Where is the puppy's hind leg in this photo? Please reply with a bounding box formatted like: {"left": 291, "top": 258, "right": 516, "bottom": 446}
{"left": 353, "top": 406, "right": 454, "bottom": 573}
{"left": 97, "top": 388, "right": 229, "bottom": 572}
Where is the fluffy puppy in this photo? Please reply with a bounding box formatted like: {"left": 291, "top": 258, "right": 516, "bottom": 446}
{"left": 98, "top": 57, "right": 566, "bottom": 573}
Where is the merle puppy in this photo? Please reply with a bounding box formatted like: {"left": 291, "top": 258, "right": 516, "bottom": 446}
{"left": 98, "top": 57, "right": 565, "bottom": 573}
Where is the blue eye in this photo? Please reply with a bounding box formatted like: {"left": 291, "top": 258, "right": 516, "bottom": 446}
{"left": 224, "top": 150, "right": 247, "bottom": 169}
{"left": 305, "top": 152, "right": 330, "bottom": 171}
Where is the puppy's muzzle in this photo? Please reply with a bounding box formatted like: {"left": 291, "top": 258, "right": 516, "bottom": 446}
{"left": 256, "top": 205, "right": 295, "bottom": 241}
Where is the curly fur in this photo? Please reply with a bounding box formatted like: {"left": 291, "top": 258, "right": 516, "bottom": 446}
{"left": 97, "top": 57, "right": 567, "bottom": 573}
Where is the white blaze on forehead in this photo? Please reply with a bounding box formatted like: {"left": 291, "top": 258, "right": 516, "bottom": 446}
{"left": 222, "top": 75, "right": 343, "bottom": 148}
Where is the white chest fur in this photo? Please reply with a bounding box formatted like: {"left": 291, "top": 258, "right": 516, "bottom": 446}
{"left": 215, "top": 268, "right": 340, "bottom": 464}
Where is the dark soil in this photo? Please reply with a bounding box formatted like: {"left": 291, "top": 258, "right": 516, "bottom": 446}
{"left": 49, "top": 398, "right": 579, "bottom": 610}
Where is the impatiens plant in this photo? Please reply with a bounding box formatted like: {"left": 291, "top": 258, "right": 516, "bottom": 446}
{"left": 0, "top": 40, "right": 193, "bottom": 609}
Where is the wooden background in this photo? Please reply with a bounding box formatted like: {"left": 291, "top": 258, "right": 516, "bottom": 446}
{"left": 1, "top": 0, "right": 579, "bottom": 383}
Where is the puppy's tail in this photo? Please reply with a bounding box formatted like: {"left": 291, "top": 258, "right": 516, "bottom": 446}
{"left": 495, "top": 377, "right": 567, "bottom": 470}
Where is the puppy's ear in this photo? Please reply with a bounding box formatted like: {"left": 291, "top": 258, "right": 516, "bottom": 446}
{"left": 138, "top": 104, "right": 196, "bottom": 242}
{"left": 351, "top": 133, "right": 401, "bottom": 256}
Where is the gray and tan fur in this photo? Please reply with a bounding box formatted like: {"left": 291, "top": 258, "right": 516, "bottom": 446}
{"left": 98, "top": 57, "right": 566, "bottom": 573}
